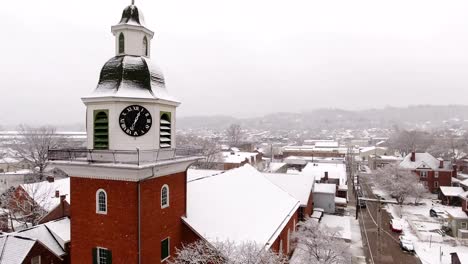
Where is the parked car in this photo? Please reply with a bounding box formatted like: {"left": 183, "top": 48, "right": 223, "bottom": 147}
{"left": 399, "top": 235, "right": 414, "bottom": 252}
{"left": 390, "top": 219, "right": 404, "bottom": 233}
{"left": 429, "top": 208, "right": 448, "bottom": 218}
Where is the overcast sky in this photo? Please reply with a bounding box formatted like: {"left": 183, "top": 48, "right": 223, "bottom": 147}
{"left": 1, "top": 0, "right": 468, "bottom": 126}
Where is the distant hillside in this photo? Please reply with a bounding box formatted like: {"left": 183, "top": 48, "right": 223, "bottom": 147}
{"left": 178, "top": 105, "right": 468, "bottom": 131}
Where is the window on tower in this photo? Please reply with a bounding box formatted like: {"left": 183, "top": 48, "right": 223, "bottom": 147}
{"left": 119, "top": 33, "right": 125, "bottom": 54}
{"left": 161, "top": 184, "right": 169, "bottom": 208}
{"left": 161, "top": 237, "right": 170, "bottom": 261}
{"left": 143, "top": 36, "right": 148, "bottom": 56}
{"left": 160, "top": 112, "right": 172, "bottom": 148}
{"left": 93, "top": 247, "right": 112, "bottom": 264}
{"left": 96, "top": 189, "right": 107, "bottom": 214}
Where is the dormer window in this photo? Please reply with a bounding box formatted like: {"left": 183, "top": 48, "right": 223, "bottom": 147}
{"left": 143, "top": 36, "right": 148, "bottom": 56}
{"left": 119, "top": 33, "right": 125, "bottom": 54}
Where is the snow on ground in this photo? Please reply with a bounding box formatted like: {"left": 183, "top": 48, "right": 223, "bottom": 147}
{"left": 321, "top": 214, "right": 352, "bottom": 241}
{"left": 371, "top": 185, "right": 468, "bottom": 263}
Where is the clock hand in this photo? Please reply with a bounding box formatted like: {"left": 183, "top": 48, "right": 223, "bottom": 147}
{"left": 130, "top": 112, "right": 141, "bottom": 130}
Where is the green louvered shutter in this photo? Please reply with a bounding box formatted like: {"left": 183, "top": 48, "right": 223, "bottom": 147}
{"left": 92, "top": 248, "right": 98, "bottom": 264}
{"left": 107, "top": 249, "right": 112, "bottom": 264}
{"left": 94, "top": 110, "right": 109, "bottom": 150}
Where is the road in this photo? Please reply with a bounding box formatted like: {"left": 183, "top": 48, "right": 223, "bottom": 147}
{"left": 353, "top": 175, "right": 420, "bottom": 264}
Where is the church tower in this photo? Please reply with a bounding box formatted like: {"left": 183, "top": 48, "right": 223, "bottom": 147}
{"left": 50, "top": 3, "right": 200, "bottom": 263}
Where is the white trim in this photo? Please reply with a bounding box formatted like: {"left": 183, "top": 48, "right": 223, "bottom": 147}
{"left": 161, "top": 237, "right": 170, "bottom": 262}
{"left": 161, "top": 184, "right": 169, "bottom": 209}
{"left": 286, "top": 229, "right": 290, "bottom": 253}
{"left": 96, "top": 189, "right": 108, "bottom": 215}
{"left": 279, "top": 239, "right": 283, "bottom": 253}
{"left": 96, "top": 247, "right": 109, "bottom": 264}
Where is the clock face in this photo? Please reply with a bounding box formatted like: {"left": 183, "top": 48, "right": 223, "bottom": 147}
{"left": 119, "top": 105, "right": 152, "bottom": 137}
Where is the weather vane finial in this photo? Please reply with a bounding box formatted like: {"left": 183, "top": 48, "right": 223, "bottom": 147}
{"left": 132, "top": 0, "right": 135, "bottom": 5}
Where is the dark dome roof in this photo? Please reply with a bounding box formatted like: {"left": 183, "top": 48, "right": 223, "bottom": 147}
{"left": 95, "top": 56, "right": 165, "bottom": 93}
{"left": 119, "top": 5, "right": 145, "bottom": 26}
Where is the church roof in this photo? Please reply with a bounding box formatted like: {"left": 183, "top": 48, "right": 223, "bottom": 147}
{"left": 84, "top": 56, "right": 179, "bottom": 103}
{"left": 119, "top": 4, "right": 145, "bottom": 26}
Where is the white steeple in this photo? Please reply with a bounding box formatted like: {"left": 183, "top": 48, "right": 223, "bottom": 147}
{"left": 111, "top": 3, "right": 154, "bottom": 57}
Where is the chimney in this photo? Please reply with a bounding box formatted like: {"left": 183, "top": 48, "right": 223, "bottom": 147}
{"left": 55, "top": 190, "right": 60, "bottom": 198}
{"left": 47, "top": 176, "right": 55, "bottom": 183}
{"left": 410, "top": 151, "right": 416, "bottom": 162}
{"left": 60, "top": 195, "right": 66, "bottom": 202}
{"left": 324, "top": 171, "right": 329, "bottom": 182}
{"left": 438, "top": 158, "right": 444, "bottom": 169}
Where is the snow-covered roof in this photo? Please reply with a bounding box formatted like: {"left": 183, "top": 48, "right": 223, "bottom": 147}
{"left": 83, "top": 56, "right": 179, "bottom": 104}
{"left": 184, "top": 165, "right": 300, "bottom": 249}
{"left": 321, "top": 214, "right": 351, "bottom": 241}
{"left": 359, "top": 146, "right": 387, "bottom": 154}
{"left": 263, "top": 172, "right": 314, "bottom": 207}
{"left": 440, "top": 186, "right": 464, "bottom": 197}
{"left": 268, "top": 162, "right": 286, "bottom": 173}
{"left": 314, "top": 183, "right": 336, "bottom": 194}
{"left": 15, "top": 217, "right": 70, "bottom": 257}
{"left": 0, "top": 235, "right": 36, "bottom": 264}
{"left": 187, "top": 169, "right": 223, "bottom": 181}
{"left": 399, "top": 152, "right": 451, "bottom": 171}
{"left": 20, "top": 178, "right": 70, "bottom": 212}
{"left": 222, "top": 151, "right": 257, "bottom": 164}
{"left": 445, "top": 207, "right": 468, "bottom": 219}
{"left": 302, "top": 163, "right": 347, "bottom": 185}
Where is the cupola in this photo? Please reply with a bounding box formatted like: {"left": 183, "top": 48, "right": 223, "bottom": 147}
{"left": 111, "top": 1, "right": 154, "bottom": 57}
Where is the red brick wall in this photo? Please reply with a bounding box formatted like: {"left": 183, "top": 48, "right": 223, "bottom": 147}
{"left": 140, "top": 172, "right": 191, "bottom": 263}
{"left": 39, "top": 201, "right": 70, "bottom": 224}
{"left": 23, "top": 241, "right": 64, "bottom": 264}
{"left": 270, "top": 209, "right": 299, "bottom": 256}
{"left": 462, "top": 199, "right": 468, "bottom": 213}
{"left": 415, "top": 170, "right": 453, "bottom": 193}
{"left": 70, "top": 177, "right": 139, "bottom": 263}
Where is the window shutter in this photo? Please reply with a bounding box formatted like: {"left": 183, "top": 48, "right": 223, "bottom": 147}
{"left": 92, "top": 248, "right": 98, "bottom": 264}
{"left": 107, "top": 249, "right": 113, "bottom": 264}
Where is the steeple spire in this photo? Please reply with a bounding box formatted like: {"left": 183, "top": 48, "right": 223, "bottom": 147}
{"left": 132, "top": 0, "right": 135, "bottom": 5}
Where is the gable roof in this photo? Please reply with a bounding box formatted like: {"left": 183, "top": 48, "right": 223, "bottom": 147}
{"left": 399, "top": 152, "right": 451, "bottom": 171}
{"left": 0, "top": 235, "right": 36, "bottom": 264}
{"left": 19, "top": 178, "right": 70, "bottom": 212}
{"left": 15, "top": 217, "right": 70, "bottom": 257}
{"left": 184, "top": 165, "right": 300, "bottom": 250}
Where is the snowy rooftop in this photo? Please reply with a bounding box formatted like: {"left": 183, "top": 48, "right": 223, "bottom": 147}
{"left": 313, "top": 183, "right": 336, "bottom": 194}
{"left": 0, "top": 235, "right": 36, "bottom": 264}
{"left": 15, "top": 217, "right": 70, "bottom": 257}
{"left": 20, "top": 178, "right": 70, "bottom": 212}
{"left": 184, "top": 165, "right": 300, "bottom": 249}
{"left": 302, "top": 163, "right": 347, "bottom": 185}
{"left": 187, "top": 169, "right": 223, "bottom": 181}
{"left": 263, "top": 172, "right": 314, "bottom": 207}
{"left": 399, "top": 152, "right": 452, "bottom": 171}
{"left": 440, "top": 186, "right": 464, "bottom": 197}
{"left": 222, "top": 151, "right": 258, "bottom": 164}
{"left": 321, "top": 214, "right": 352, "bottom": 241}
{"left": 445, "top": 207, "right": 468, "bottom": 219}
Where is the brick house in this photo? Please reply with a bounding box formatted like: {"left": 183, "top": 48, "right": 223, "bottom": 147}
{"left": 399, "top": 152, "right": 456, "bottom": 193}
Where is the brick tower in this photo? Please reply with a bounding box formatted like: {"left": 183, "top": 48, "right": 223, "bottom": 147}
{"left": 50, "top": 3, "right": 200, "bottom": 263}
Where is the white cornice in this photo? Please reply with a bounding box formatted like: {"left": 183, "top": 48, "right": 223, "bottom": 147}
{"left": 50, "top": 157, "right": 202, "bottom": 182}
{"left": 81, "top": 96, "right": 180, "bottom": 107}
{"left": 111, "top": 24, "right": 154, "bottom": 37}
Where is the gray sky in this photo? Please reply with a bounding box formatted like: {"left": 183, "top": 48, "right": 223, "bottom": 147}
{"left": 1, "top": 0, "right": 468, "bottom": 126}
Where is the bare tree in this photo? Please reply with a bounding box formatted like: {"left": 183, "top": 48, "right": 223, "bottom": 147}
{"left": 11, "top": 125, "right": 62, "bottom": 180}
{"left": 388, "top": 130, "right": 434, "bottom": 156}
{"left": 226, "top": 124, "right": 243, "bottom": 147}
{"left": 292, "top": 218, "right": 351, "bottom": 264}
{"left": 367, "top": 163, "right": 428, "bottom": 205}
{"left": 169, "top": 240, "right": 287, "bottom": 264}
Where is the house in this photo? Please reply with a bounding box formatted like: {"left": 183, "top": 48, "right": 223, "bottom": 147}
{"left": 282, "top": 141, "right": 347, "bottom": 159}
{"left": 313, "top": 183, "right": 336, "bottom": 214}
{"left": 445, "top": 207, "right": 468, "bottom": 239}
{"left": 0, "top": 217, "right": 70, "bottom": 264}
{"left": 358, "top": 146, "right": 388, "bottom": 161}
{"left": 185, "top": 165, "right": 300, "bottom": 256}
{"left": 439, "top": 186, "right": 464, "bottom": 205}
{"left": 368, "top": 154, "right": 402, "bottom": 170}
{"left": 399, "top": 152, "right": 456, "bottom": 193}
{"left": 263, "top": 170, "right": 314, "bottom": 221}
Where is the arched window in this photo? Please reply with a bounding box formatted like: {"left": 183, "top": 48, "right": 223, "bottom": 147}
{"left": 96, "top": 189, "right": 107, "bottom": 214}
{"left": 119, "top": 33, "right": 125, "bottom": 54}
{"left": 161, "top": 184, "right": 169, "bottom": 208}
{"left": 143, "top": 36, "right": 148, "bottom": 56}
